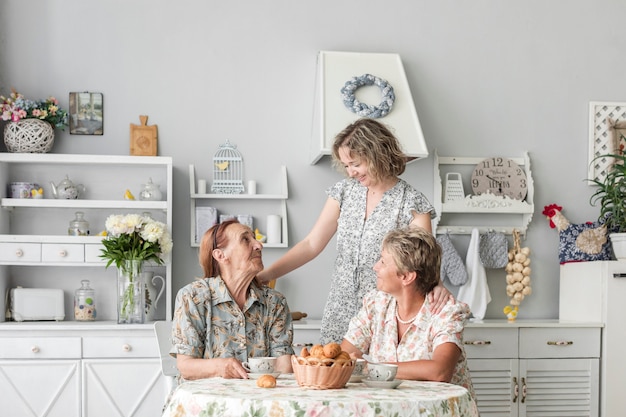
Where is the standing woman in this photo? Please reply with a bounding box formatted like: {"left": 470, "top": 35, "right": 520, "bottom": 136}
{"left": 257, "top": 118, "right": 451, "bottom": 344}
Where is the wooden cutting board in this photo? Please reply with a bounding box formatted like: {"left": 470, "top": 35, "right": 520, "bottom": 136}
{"left": 130, "top": 115, "right": 157, "bottom": 156}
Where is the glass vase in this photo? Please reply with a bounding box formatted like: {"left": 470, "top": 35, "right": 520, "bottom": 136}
{"left": 117, "top": 260, "right": 145, "bottom": 324}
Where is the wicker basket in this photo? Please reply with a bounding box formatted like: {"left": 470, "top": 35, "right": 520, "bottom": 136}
{"left": 4, "top": 119, "right": 55, "bottom": 153}
{"left": 291, "top": 355, "right": 355, "bottom": 389}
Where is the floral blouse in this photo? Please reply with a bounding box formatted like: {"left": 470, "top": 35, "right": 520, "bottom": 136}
{"left": 344, "top": 289, "right": 475, "bottom": 398}
{"left": 170, "top": 277, "right": 294, "bottom": 362}
{"left": 321, "top": 177, "right": 435, "bottom": 344}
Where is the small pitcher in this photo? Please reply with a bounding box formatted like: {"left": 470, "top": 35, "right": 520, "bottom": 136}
{"left": 143, "top": 271, "right": 165, "bottom": 320}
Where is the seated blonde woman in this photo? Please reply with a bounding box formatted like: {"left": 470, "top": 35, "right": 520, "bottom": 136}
{"left": 341, "top": 227, "right": 475, "bottom": 399}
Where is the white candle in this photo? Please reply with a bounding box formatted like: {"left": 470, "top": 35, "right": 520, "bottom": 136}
{"left": 247, "top": 180, "right": 257, "bottom": 195}
{"left": 266, "top": 215, "right": 281, "bottom": 244}
{"left": 197, "top": 179, "right": 207, "bottom": 194}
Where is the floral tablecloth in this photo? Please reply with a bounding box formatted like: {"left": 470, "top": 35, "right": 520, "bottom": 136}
{"left": 162, "top": 375, "right": 479, "bottom": 417}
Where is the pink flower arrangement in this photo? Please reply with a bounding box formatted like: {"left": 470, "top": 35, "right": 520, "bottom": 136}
{"left": 0, "top": 89, "right": 68, "bottom": 129}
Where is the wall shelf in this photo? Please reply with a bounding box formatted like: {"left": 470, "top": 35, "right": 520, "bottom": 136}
{"left": 189, "top": 164, "right": 289, "bottom": 248}
{"left": 433, "top": 150, "right": 534, "bottom": 235}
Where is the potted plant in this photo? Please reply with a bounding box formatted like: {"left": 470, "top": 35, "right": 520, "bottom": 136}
{"left": 589, "top": 153, "right": 626, "bottom": 259}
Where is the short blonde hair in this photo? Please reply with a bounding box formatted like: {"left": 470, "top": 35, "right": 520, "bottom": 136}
{"left": 382, "top": 227, "right": 441, "bottom": 295}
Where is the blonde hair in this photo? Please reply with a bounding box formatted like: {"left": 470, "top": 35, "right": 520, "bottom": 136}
{"left": 331, "top": 118, "right": 406, "bottom": 182}
{"left": 382, "top": 227, "right": 441, "bottom": 295}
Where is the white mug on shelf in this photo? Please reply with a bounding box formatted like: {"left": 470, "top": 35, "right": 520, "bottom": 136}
{"left": 247, "top": 180, "right": 256, "bottom": 195}
{"left": 197, "top": 179, "right": 207, "bottom": 194}
{"left": 266, "top": 215, "right": 281, "bottom": 244}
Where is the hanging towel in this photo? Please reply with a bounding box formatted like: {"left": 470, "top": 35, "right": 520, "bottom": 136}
{"left": 436, "top": 233, "right": 468, "bottom": 286}
{"left": 457, "top": 228, "right": 491, "bottom": 319}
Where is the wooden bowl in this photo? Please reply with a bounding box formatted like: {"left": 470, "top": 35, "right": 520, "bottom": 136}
{"left": 291, "top": 355, "right": 355, "bottom": 389}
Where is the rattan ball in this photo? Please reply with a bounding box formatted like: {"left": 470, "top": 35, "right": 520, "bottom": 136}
{"left": 4, "top": 119, "right": 55, "bottom": 153}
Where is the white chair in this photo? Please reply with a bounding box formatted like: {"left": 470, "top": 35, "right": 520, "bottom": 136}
{"left": 154, "top": 321, "right": 179, "bottom": 397}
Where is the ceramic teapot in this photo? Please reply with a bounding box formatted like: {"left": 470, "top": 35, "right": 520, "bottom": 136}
{"left": 139, "top": 178, "right": 163, "bottom": 201}
{"left": 50, "top": 175, "right": 85, "bottom": 199}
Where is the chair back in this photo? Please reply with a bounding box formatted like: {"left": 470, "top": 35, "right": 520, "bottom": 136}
{"left": 154, "top": 320, "right": 178, "bottom": 394}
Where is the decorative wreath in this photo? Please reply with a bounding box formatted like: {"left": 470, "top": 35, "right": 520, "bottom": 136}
{"left": 340, "top": 74, "right": 395, "bottom": 118}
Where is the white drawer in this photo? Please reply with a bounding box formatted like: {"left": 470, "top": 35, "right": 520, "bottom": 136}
{"left": 463, "top": 327, "right": 518, "bottom": 358}
{"left": 0, "top": 337, "right": 81, "bottom": 358}
{"left": 85, "top": 243, "right": 106, "bottom": 263}
{"left": 519, "top": 327, "right": 600, "bottom": 358}
{"left": 41, "top": 243, "right": 84, "bottom": 262}
{"left": 83, "top": 336, "right": 158, "bottom": 358}
{"left": 292, "top": 328, "right": 321, "bottom": 348}
{"left": 0, "top": 242, "right": 41, "bottom": 262}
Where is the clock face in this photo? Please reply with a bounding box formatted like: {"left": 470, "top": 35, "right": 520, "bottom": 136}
{"left": 471, "top": 157, "right": 528, "bottom": 200}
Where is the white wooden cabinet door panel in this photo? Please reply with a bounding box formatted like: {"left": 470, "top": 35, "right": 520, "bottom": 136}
{"left": 0, "top": 336, "right": 81, "bottom": 358}
{"left": 520, "top": 358, "right": 599, "bottom": 417}
{"left": 467, "top": 358, "right": 519, "bottom": 417}
{"left": 84, "top": 243, "right": 105, "bottom": 263}
{"left": 0, "top": 359, "right": 80, "bottom": 417}
{"left": 82, "top": 358, "right": 166, "bottom": 417}
{"left": 0, "top": 242, "right": 41, "bottom": 262}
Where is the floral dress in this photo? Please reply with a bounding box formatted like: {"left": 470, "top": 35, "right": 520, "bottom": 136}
{"left": 344, "top": 289, "right": 476, "bottom": 399}
{"left": 320, "top": 177, "right": 435, "bottom": 344}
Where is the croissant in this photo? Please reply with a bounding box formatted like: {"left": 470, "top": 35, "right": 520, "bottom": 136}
{"left": 256, "top": 374, "right": 277, "bottom": 388}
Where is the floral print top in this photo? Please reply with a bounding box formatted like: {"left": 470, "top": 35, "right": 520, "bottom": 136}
{"left": 344, "top": 289, "right": 475, "bottom": 399}
{"left": 321, "top": 177, "right": 435, "bottom": 344}
{"left": 170, "top": 277, "right": 294, "bottom": 362}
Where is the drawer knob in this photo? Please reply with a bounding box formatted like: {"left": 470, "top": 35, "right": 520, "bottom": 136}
{"left": 15, "top": 249, "right": 23, "bottom": 258}
{"left": 463, "top": 340, "right": 491, "bottom": 345}
{"left": 31, "top": 346, "right": 40, "bottom": 353}
{"left": 122, "top": 344, "right": 132, "bottom": 352}
{"left": 59, "top": 250, "right": 67, "bottom": 257}
{"left": 547, "top": 340, "right": 573, "bottom": 346}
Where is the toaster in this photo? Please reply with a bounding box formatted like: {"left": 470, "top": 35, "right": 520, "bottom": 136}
{"left": 10, "top": 288, "right": 65, "bottom": 322}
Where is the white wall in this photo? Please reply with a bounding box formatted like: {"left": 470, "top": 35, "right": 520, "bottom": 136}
{"left": 1, "top": 0, "right": 625, "bottom": 320}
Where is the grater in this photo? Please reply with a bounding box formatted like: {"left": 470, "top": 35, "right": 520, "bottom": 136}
{"left": 444, "top": 172, "right": 465, "bottom": 202}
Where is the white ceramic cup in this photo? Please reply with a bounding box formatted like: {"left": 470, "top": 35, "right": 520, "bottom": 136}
{"left": 353, "top": 358, "right": 367, "bottom": 377}
{"left": 367, "top": 363, "right": 398, "bottom": 381}
{"left": 242, "top": 356, "right": 276, "bottom": 373}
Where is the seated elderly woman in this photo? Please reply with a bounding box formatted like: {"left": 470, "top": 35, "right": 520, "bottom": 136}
{"left": 171, "top": 219, "right": 294, "bottom": 379}
{"left": 340, "top": 227, "right": 475, "bottom": 398}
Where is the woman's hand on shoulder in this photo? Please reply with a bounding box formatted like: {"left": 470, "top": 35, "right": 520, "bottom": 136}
{"left": 428, "top": 283, "right": 454, "bottom": 315}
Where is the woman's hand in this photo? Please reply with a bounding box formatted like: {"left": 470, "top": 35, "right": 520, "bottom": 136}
{"left": 214, "top": 357, "right": 250, "bottom": 379}
{"left": 428, "top": 283, "right": 454, "bottom": 314}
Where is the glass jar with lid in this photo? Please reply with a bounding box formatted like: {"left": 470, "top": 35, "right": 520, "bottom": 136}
{"left": 74, "top": 280, "right": 96, "bottom": 321}
{"left": 68, "top": 211, "right": 90, "bottom": 236}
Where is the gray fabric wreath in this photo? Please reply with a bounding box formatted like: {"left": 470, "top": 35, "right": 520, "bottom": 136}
{"left": 340, "top": 74, "right": 395, "bottom": 118}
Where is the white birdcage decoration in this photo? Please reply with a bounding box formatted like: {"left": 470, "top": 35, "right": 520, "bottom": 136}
{"left": 211, "top": 140, "right": 244, "bottom": 194}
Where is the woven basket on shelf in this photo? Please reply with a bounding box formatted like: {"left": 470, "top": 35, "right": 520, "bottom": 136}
{"left": 291, "top": 355, "right": 355, "bottom": 389}
{"left": 4, "top": 119, "right": 55, "bottom": 153}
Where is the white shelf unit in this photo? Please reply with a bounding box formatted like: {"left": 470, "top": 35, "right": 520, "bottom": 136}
{"left": 433, "top": 150, "right": 534, "bottom": 235}
{"left": 0, "top": 153, "right": 173, "bottom": 416}
{"left": 0, "top": 153, "right": 173, "bottom": 321}
{"left": 189, "top": 164, "right": 289, "bottom": 248}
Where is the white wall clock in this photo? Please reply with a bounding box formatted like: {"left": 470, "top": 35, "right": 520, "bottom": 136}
{"left": 471, "top": 157, "right": 528, "bottom": 200}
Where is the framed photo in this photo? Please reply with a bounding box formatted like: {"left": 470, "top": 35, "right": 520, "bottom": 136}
{"left": 588, "top": 101, "right": 626, "bottom": 183}
{"left": 69, "top": 92, "right": 103, "bottom": 135}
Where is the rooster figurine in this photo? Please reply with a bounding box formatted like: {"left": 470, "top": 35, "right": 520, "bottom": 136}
{"left": 542, "top": 203, "right": 612, "bottom": 263}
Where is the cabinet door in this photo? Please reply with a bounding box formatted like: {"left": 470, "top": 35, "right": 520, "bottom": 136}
{"left": 82, "top": 358, "right": 166, "bottom": 417}
{"left": 520, "top": 358, "right": 599, "bottom": 417}
{"left": 467, "top": 358, "right": 519, "bottom": 417}
{"left": 0, "top": 359, "right": 80, "bottom": 417}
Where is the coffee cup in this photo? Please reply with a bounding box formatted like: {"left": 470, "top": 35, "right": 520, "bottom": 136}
{"left": 353, "top": 358, "right": 367, "bottom": 377}
{"left": 367, "top": 363, "right": 398, "bottom": 381}
{"left": 242, "top": 356, "right": 276, "bottom": 373}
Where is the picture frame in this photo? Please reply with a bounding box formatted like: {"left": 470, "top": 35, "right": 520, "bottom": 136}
{"left": 69, "top": 92, "right": 103, "bottom": 135}
{"left": 588, "top": 101, "right": 626, "bottom": 183}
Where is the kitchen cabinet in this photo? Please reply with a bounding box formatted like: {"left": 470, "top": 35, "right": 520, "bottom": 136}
{"left": 292, "top": 319, "right": 322, "bottom": 349}
{"left": 188, "top": 164, "right": 288, "bottom": 247}
{"left": 559, "top": 260, "right": 626, "bottom": 417}
{"left": 465, "top": 322, "right": 600, "bottom": 417}
{"left": 0, "top": 153, "right": 173, "bottom": 416}
{"left": 433, "top": 151, "right": 535, "bottom": 235}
